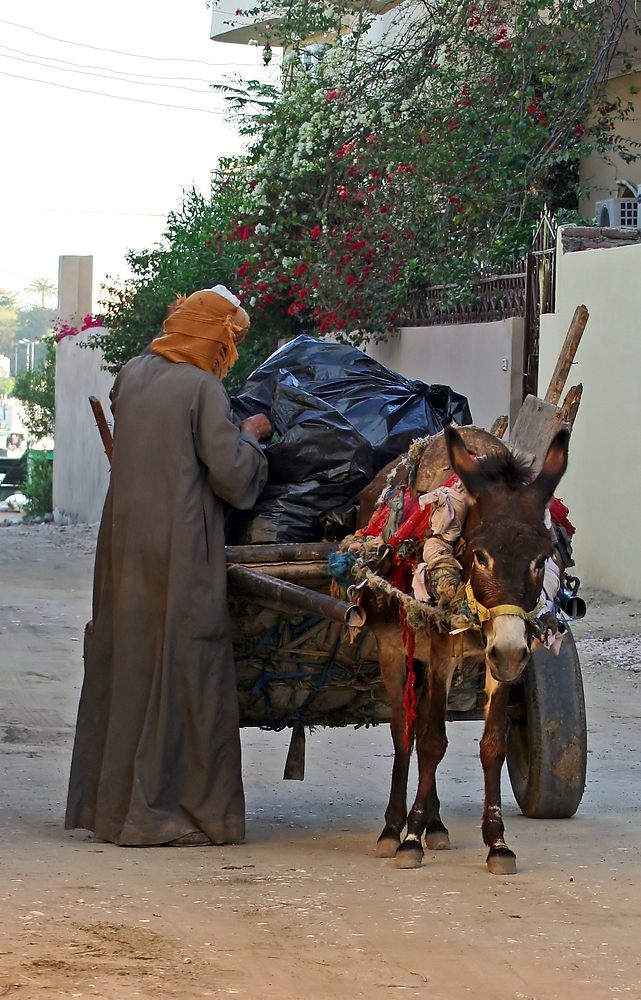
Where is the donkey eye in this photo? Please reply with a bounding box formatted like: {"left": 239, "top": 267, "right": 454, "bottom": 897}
{"left": 473, "top": 549, "right": 491, "bottom": 570}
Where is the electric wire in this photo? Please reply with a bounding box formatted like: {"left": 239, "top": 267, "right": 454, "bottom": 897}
{"left": 0, "top": 16, "right": 270, "bottom": 67}
{"left": 0, "top": 42, "right": 242, "bottom": 86}
{"left": 0, "top": 48, "right": 232, "bottom": 93}
{"left": 0, "top": 68, "right": 231, "bottom": 114}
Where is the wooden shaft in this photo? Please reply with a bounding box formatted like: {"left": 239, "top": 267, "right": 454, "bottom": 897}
{"left": 227, "top": 564, "right": 366, "bottom": 629}
{"left": 544, "top": 305, "right": 588, "bottom": 406}
{"left": 88, "top": 396, "right": 113, "bottom": 466}
{"left": 225, "top": 542, "right": 336, "bottom": 564}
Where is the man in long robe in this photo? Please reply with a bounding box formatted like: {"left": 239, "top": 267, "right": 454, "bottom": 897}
{"left": 65, "top": 287, "right": 270, "bottom": 846}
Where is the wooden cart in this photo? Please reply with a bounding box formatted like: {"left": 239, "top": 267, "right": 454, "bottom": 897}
{"left": 225, "top": 305, "right": 591, "bottom": 818}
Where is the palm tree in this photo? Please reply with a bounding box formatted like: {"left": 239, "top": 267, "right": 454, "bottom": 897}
{"left": 25, "top": 278, "right": 57, "bottom": 309}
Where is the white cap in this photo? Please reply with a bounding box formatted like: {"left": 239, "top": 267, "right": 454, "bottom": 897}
{"left": 210, "top": 284, "right": 240, "bottom": 307}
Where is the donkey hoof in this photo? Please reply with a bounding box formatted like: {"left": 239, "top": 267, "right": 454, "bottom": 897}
{"left": 486, "top": 847, "right": 517, "bottom": 876}
{"left": 395, "top": 840, "right": 424, "bottom": 869}
{"left": 376, "top": 835, "right": 401, "bottom": 859}
{"left": 425, "top": 828, "right": 451, "bottom": 851}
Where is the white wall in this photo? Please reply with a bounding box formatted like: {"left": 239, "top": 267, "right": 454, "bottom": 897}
{"left": 53, "top": 256, "right": 114, "bottom": 525}
{"left": 539, "top": 235, "right": 641, "bottom": 598}
{"left": 367, "top": 317, "right": 525, "bottom": 431}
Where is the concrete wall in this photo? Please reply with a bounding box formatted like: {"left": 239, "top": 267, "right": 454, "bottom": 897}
{"left": 367, "top": 317, "right": 525, "bottom": 432}
{"left": 53, "top": 256, "right": 114, "bottom": 525}
{"left": 539, "top": 235, "right": 641, "bottom": 598}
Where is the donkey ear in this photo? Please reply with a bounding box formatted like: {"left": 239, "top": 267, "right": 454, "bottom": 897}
{"left": 445, "top": 425, "right": 485, "bottom": 497}
{"left": 529, "top": 428, "right": 570, "bottom": 505}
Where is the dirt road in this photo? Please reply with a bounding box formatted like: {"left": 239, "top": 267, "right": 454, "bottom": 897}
{"left": 1, "top": 524, "right": 640, "bottom": 1000}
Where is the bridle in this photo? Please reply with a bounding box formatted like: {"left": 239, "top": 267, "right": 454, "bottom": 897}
{"left": 450, "top": 581, "right": 541, "bottom": 639}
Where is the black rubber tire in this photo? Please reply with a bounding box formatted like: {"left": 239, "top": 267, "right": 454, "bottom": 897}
{"left": 506, "top": 625, "right": 587, "bottom": 819}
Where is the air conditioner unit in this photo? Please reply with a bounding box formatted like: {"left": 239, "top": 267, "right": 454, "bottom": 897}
{"left": 595, "top": 198, "right": 638, "bottom": 229}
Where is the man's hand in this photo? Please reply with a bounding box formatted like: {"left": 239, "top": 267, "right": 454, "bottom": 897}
{"left": 240, "top": 413, "right": 273, "bottom": 441}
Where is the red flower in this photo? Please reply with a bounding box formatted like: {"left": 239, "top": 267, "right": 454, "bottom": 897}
{"left": 346, "top": 273, "right": 358, "bottom": 286}
{"left": 380, "top": 204, "right": 389, "bottom": 215}
{"left": 351, "top": 239, "right": 367, "bottom": 251}
{"left": 447, "top": 119, "right": 458, "bottom": 131}
{"left": 294, "top": 262, "right": 309, "bottom": 278}
{"left": 366, "top": 133, "right": 377, "bottom": 143}
{"left": 237, "top": 260, "right": 250, "bottom": 277}
{"left": 312, "top": 278, "right": 319, "bottom": 289}
{"left": 325, "top": 89, "right": 341, "bottom": 102}
{"left": 405, "top": 230, "right": 414, "bottom": 238}
{"left": 258, "top": 282, "right": 269, "bottom": 293}
{"left": 288, "top": 302, "right": 302, "bottom": 316}
{"left": 310, "top": 224, "right": 322, "bottom": 239}
{"left": 336, "top": 184, "right": 348, "bottom": 201}
{"left": 297, "top": 287, "right": 309, "bottom": 299}
{"left": 573, "top": 123, "right": 586, "bottom": 139}
{"left": 336, "top": 142, "right": 354, "bottom": 160}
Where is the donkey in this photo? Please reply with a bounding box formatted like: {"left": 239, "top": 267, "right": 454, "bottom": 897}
{"left": 366, "top": 424, "right": 570, "bottom": 874}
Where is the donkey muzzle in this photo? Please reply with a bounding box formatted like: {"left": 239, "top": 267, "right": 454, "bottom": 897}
{"left": 485, "top": 615, "right": 530, "bottom": 683}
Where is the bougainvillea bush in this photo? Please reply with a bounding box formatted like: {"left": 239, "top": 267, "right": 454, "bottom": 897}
{"left": 223, "top": 0, "right": 637, "bottom": 343}
{"left": 88, "top": 170, "right": 280, "bottom": 391}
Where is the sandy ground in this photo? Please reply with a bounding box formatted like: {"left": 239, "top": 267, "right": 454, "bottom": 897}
{"left": 1, "top": 524, "right": 640, "bottom": 1000}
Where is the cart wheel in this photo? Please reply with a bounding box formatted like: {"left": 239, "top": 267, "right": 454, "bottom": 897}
{"left": 506, "top": 625, "right": 587, "bottom": 819}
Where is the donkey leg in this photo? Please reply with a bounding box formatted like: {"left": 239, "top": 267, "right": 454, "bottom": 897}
{"left": 376, "top": 647, "right": 412, "bottom": 858}
{"left": 424, "top": 777, "right": 451, "bottom": 851}
{"left": 396, "top": 645, "right": 451, "bottom": 869}
{"left": 480, "top": 675, "right": 516, "bottom": 875}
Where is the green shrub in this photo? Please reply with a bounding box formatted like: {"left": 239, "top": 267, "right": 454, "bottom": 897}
{"left": 24, "top": 451, "right": 53, "bottom": 516}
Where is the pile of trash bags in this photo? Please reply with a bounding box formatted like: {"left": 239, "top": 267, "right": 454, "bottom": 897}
{"left": 228, "top": 336, "right": 472, "bottom": 543}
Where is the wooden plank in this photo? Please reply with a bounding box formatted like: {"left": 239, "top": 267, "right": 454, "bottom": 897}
{"left": 544, "top": 305, "right": 588, "bottom": 405}
{"left": 509, "top": 395, "right": 569, "bottom": 473}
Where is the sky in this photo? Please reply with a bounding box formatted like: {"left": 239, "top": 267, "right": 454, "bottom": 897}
{"left": 0, "top": 0, "right": 277, "bottom": 311}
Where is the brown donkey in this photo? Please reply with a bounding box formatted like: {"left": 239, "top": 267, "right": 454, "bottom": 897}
{"left": 367, "top": 424, "right": 570, "bottom": 875}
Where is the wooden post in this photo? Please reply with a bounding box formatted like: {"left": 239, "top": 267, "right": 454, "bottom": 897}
{"left": 490, "top": 415, "right": 509, "bottom": 440}
{"left": 559, "top": 384, "right": 583, "bottom": 430}
{"left": 88, "top": 396, "right": 113, "bottom": 466}
{"left": 544, "top": 305, "right": 588, "bottom": 406}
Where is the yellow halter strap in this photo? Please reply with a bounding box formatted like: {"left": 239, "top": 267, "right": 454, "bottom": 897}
{"left": 465, "top": 581, "right": 540, "bottom": 626}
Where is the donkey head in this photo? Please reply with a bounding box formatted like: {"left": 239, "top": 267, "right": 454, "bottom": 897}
{"left": 445, "top": 425, "right": 569, "bottom": 683}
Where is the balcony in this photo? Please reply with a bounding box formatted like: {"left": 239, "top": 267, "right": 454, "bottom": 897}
{"left": 209, "top": 0, "right": 404, "bottom": 46}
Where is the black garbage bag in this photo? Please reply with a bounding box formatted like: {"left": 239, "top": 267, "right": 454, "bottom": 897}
{"left": 228, "top": 378, "right": 373, "bottom": 543}
{"left": 232, "top": 335, "right": 472, "bottom": 471}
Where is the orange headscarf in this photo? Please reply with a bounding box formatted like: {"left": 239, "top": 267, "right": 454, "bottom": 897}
{"left": 151, "top": 288, "right": 250, "bottom": 378}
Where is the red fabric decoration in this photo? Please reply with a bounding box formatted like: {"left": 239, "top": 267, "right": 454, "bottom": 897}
{"left": 549, "top": 497, "right": 575, "bottom": 537}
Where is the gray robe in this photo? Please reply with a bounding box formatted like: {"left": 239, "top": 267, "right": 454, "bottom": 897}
{"left": 65, "top": 354, "right": 267, "bottom": 845}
